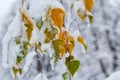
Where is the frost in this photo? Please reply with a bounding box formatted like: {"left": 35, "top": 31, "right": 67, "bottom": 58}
{"left": 105, "top": 71, "right": 120, "bottom": 80}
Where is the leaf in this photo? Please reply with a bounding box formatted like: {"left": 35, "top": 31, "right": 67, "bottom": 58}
{"left": 66, "top": 59, "right": 80, "bottom": 76}
{"left": 67, "top": 33, "right": 75, "bottom": 54}
{"left": 20, "top": 9, "right": 33, "bottom": 41}
{"left": 22, "top": 41, "right": 29, "bottom": 51}
{"left": 77, "top": 9, "right": 86, "bottom": 21}
{"left": 14, "top": 36, "right": 22, "bottom": 44}
{"left": 19, "top": 68, "right": 22, "bottom": 75}
{"left": 16, "top": 56, "right": 23, "bottom": 64}
{"left": 62, "top": 72, "right": 71, "bottom": 80}
{"left": 88, "top": 15, "right": 94, "bottom": 24}
{"left": 77, "top": 36, "right": 88, "bottom": 51}
{"left": 44, "top": 28, "right": 53, "bottom": 43}
{"left": 59, "top": 31, "right": 66, "bottom": 40}
{"left": 84, "top": 0, "right": 94, "bottom": 12}
{"left": 12, "top": 67, "right": 18, "bottom": 77}
{"left": 44, "top": 27, "right": 58, "bottom": 43}
{"left": 12, "top": 67, "right": 22, "bottom": 77}
{"left": 36, "top": 18, "right": 43, "bottom": 30}
{"left": 20, "top": 50, "right": 27, "bottom": 58}
{"left": 53, "top": 39, "right": 65, "bottom": 57}
{"left": 51, "top": 8, "right": 65, "bottom": 30}
{"left": 65, "top": 55, "right": 74, "bottom": 63}
{"left": 37, "top": 42, "right": 41, "bottom": 52}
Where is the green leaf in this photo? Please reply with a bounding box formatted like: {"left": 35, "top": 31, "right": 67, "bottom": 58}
{"left": 88, "top": 15, "right": 94, "bottom": 24}
{"left": 44, "top": 29, "right": 53, "bottom": 43}
{"left": 16, "top": 56, "right": 23, "bottom": 64}
{"left": 19, "top": 68, "right": 22, "bottom": 75}
{"left": 65, "top": 55, "right": 74, "bottom": 63}
{"left": 22, "top": 41, "right": 29, "bottom": 51}
{"left": 36, "top": 18, "right": 43, "bottom": 30}
{"left": 53, "top": 39, "right": 65, "bottom": 55}
{"left": 62, "top": 72, "right": 71, "bottom": 80}
{"left": 20, "top": 50, "right": 27, "bottom": 58}
{"left": 66, "top": 60, "right": 80, "bottom": 76}
{"left": 14, "top": 36, "right": 21, "bottom": 44}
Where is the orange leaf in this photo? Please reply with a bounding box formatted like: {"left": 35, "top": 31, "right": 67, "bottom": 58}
{"left": 78, "top": 36, "right": 88, "bottom": 51}
{"left": 59, "top": 31, "right": 66, "bottom": 40}
{"left": 51, "top": 8, "right": 65, "bottom": 30}
{"left": 84, "top": 0, "right": 94, "bottom": 12}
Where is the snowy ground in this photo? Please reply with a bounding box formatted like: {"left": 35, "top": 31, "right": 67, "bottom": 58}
{"left": 0, "top": 0, "right": 120, "bottom": 80}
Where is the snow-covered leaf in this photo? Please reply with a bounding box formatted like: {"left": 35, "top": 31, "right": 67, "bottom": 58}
{"left": 20, "top": 9, "right": 33, "bottom": 41}
{"left": 36, "top": 18, "right": 43, "bottom": 30}
{"left": 77, "top": 8, "right": 86, "bottom": 21}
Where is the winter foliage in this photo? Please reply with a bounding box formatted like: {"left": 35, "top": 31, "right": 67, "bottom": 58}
{"left": 1, "top": 0, "right": 120, "bottom": 80}
{"left": 1, "top": 0, "right": 94, "bottom": 80}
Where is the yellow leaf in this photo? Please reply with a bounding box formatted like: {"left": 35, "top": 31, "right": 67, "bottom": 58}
{"left": 51, "top": 8, "right": 65, "bottom": 30}
{"left": 84, "top": 0, "right": 94, "bottom": 11}
{"left": 58, "top": 31, "right": 75, "bottom": 55}
{"left": 67, "top": 33, "right": 75, "bottom": 54}
{"left": 37, "top": 42, "right": 41, "bottom": 53}
{"left": 77, "top": 36, "right": 88, "bottom": 51}
{"left": 12, "top": 67, "right": 22, "bottom": 77}
{"left": 20, "top": 9, "right": 33, "bottom": 41}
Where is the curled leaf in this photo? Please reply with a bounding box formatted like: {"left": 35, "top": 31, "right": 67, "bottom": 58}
{"left": 51, "top": 8, "right": 65, "bottom": 30}
{"left": 78, "top": 36, "right": 88, "bottom": 51}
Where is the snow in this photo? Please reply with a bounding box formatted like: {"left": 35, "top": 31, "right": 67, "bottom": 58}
{"left": 2, "top": 13, "right": 22, "bottom": 68}
{"left": 34, "top": 73, "right": 48, "bottom": 80}
{"left": 0, "top": 0, "right": 16, "bottom": 23}
{"left": 23, "top": 51, "right": 37, "bottom": 73}
{"left": 0, "top": 0, "right": 120, "bottom": 80}
{"left": 105, "top": 71, "right": 120, "bottom": 80}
